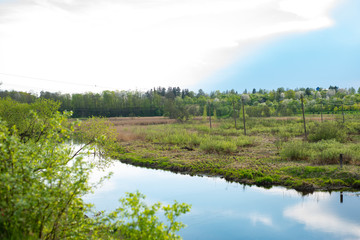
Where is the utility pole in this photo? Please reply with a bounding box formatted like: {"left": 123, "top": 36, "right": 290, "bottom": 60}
{"left": 233, "top": 101, "right": 237, "bottom": 129}
{"left": 242, "top": 97, "right": 246, "bottom": 136}
{"left": 208, "top": 101, "right": 212, "bottom": 129}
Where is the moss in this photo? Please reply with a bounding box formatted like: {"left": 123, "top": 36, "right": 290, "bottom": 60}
{"left": 255, "top": 176, "right": 273, "bottom": 186}
{"left": 239, "top": 170, "right": 254, "bottom": 180}
{"left": 323, "top": 179, "right": 347, "bottom": 187}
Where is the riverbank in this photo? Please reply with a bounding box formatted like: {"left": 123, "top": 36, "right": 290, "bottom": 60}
{"left": 108, "top": 116, "right": 360, "bottom": 193}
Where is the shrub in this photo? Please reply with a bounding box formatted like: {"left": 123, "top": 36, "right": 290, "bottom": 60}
{"left": 235, "top": 136, "right": 255, "bottom": 147}
{"left": 280, "top": 141, "right": 311, "bottom": 161}
{"left": 308, "top": 121, "right": 347, "bottom": 142}
{"left": 281, "top": 139, "right": 360, "bottom": 165}
{"left": 0, "top": 108, "right": 190, "bottom": 239}
{"left": 106, "top": 191, "right": 191, "bottom": 239}
{"left": 311, "top": 140, "right": 360, "bottom": 165}
{"left": 199, "top": 138, "right": 237, "bottom": 154}
{"left": 345, "top": 121, "right": 360, "bottom": 134}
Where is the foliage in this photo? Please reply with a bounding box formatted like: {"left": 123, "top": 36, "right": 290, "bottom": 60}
{"left": 0, "top": 101, "right": 190, "bottom": 239}
{"left": 2, "top": 85, "right": 360, "bottom": 118}
{"left": 138, "top": 123, "right": 255, "bottom": 154}
{"left": 164, "top": 97, "right": 191, "bottom": 121}
{"left": 0, "top": 111, "right": 96, "bottom": 239}
{"left": 74, "top": 117, "right": 124, "bottom": 165}
{"left": 117, "top": 115, "right": 360, "bottom": 191}
{"left": 255, "top": 176, "right": 274, "bottom": 186}
{"left": 280, "top": 140, "right": 311, "bottom": 161}
{"left": 308, "top": 121, "right": 347, "bottom": 142}
{"left": 199, "top": 137, "right": 237, "bottom": 154}
{"left": 0, "top": 98, "right": 62, "bottom": 142}
{"left": 202, "top": 104, "right": 207, "bottom": 121}
{"left": 101, "top": 191, "right": 190, "bottom": 240}
{"left": 280, "top": 140, "right": 360, "bottom": 165}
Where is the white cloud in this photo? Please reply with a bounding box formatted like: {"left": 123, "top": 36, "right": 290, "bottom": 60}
{"left": 0, "top": 0, "right": 340, "bottom": 93}
{"left": 249, "top": 213, "right": 274, "bottom": 227}
{"left": 279, "top": 0, "right": 339, "bottom": 19}
{"left": 284, "top": 200, "right": 360, "bottom": 239}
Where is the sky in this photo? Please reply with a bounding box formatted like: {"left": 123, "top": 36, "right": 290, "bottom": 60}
{"left": 0, "top": 0, "right": 359, "bottom": 94}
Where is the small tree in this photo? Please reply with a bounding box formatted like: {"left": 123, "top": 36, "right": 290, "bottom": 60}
{"left": 0, "top": 100, "right": 190, "bottom": 239}
{"left": 202, "top": 104, "right": 207, "bottom": 121}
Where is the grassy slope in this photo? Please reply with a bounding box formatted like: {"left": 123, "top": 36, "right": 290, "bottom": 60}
{"left": 110, "top": 115, "right": 360, "bottom": 194}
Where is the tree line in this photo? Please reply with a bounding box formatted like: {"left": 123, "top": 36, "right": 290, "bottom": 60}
{"left": 1, "top": 86, "right": 360, "bottom": 119}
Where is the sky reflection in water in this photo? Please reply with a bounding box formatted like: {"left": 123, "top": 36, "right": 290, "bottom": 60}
{"left": 84, "top": 160, "right": 360, "bottom": 240}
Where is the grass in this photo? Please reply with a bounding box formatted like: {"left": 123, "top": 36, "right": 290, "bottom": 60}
{"left": 134, "top": 123, "right": 255, "bottom": 154}
{"left": 280, "top": 140, "right": 360, "bottom": 165}
{"left": 107, "top": 115, "right": 360, "bottom": 193}
{"left": 308, "top": 121, "right": 347, "bottom": 142}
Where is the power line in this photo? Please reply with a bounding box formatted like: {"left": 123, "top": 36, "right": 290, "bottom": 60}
{"left": 0, "top": 72, "right": 110, "bottom": 89}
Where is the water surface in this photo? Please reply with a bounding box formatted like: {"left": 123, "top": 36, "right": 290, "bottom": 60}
{"left": 84, "top": 160, "right": 360, "bottom": 240}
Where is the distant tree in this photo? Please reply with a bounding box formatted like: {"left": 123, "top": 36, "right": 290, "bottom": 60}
{"left": 164, "top": 97, "right": 190, "bottom": 121}
{"left": 275, "top": 87, "right": 285, "bottom": 101}
{"left": 349, "top": 87, "right": 356, "bottom": 94}
{"left": 285, "top": 90, "right": 295, "bottom": 99}
{"left": 197, "top": 89, "right": 206, "bottom": 98}
{"left": 327, "top": 89, "right": 336, "bottom": 98}
{"left": 202, "top": 104, "right": 207, "bottom": 121}
{"left": 227, "top": 94, "right": 240, "bottom": 128}
{"left": 329, "top": 85, "right": 339, "bottom": 92}
{"left": 165, "top": 87, "right": 176, "bottom": 99}
{"left": 213, "top": 107, "right": 217, "bottom": 120}
{"left": 252, "top": 88, "right": 257, "bottom": 94}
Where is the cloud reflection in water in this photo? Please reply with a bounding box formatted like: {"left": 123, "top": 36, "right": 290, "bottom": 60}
{"left": 284, "top": 198, "right": 360, "bottom": 240}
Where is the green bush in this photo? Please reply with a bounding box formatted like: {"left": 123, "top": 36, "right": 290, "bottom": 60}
{"left": 281, "top": 139, "right": 360, "bottom": 165}
{"left": 0, "top": 106, "right": 190, "bottom": 239}
{"left": 235, "top": 136, "right": 255, "bottom": 147}
{"left": 345, "top": 121, "right": 360, "bottom": 134}
{"left": 105, "top": 191, "right": 191, "bottom": 240}
{"left": 308, "top": 121, "right": 347, "bottom": 142}
{"left": 280, "top": 141, "right": 311, "bottom": 161}
{"left": 199, "top": 137, "right": 237, "bottom": 154}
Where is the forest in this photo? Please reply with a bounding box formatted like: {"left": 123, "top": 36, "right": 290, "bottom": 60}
{"left": 1, "top": 86, "right": 360, "bottom": 119}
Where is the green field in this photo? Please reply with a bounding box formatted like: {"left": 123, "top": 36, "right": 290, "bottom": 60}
{"left": 111, "top": 115, "right": 360, "bottom": 193}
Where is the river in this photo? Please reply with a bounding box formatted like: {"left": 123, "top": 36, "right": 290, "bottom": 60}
{"left": 84, "top": 159, "right": 360, "bottom": 240}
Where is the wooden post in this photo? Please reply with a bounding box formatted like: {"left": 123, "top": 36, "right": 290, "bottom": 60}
{"left": 233, "top": 101, "right": 237, "bottom": 129}
{"left": 242, "top": 99, "right": 246, "bottom": 136}
{"left": 208, "top": 101, "right": 212, "bottom": 129}
{"left": 340, "top": 154, "right": 343, "bottom": 168}
{"left": 340, "top": 191, "right": 343, "bottom": 203}
{"left": 301, "top": 95, "right": 307, "bottom": 140}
